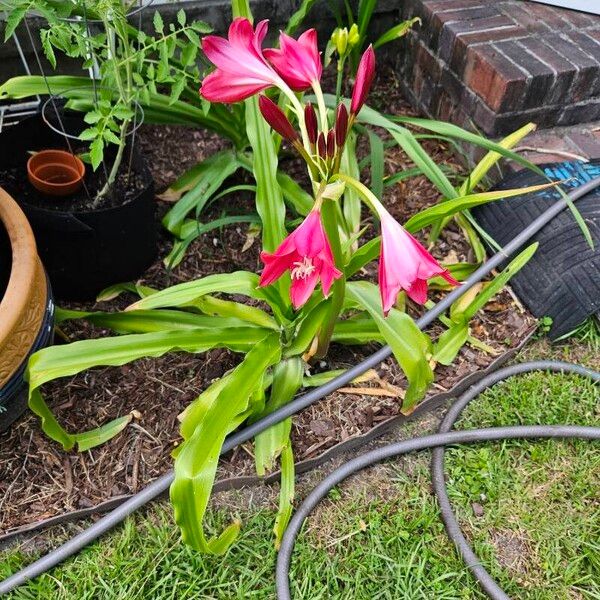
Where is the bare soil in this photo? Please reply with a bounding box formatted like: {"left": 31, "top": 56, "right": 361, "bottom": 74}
{"left": 0, "top": 68, "right": 535, "bottom": 535}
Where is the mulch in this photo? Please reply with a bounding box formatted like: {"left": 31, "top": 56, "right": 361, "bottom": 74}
{"left": 0, "top": 67, "right": 535, "bottom": 535}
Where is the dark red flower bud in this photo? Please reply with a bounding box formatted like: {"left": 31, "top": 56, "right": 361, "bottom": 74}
{"left": 258, "top": 95, "right": 298, "bottom": 142}
{"left": 317, "top": 131, "right": 327, "bottom": 159}
{"left": 326, "top": 129, "right": 335, "bottom": 159}
{"left": 305, "top": 103, "right": 318, "bottom": 145}
{"left": 350, "top": 45, "right": 375, "bottom": 115}
{"left": 335, "top": 103, "right": 349, "bottom": 147}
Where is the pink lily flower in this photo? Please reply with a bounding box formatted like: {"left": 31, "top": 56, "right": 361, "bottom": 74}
{"left": 200, "top": 18, "right": 282, "bottom": 103}
{"left": 264, "top": 29, "right": 322, "bottom": 91}
{"left": 259, "top": 210, "right": 342, "bottom": 309}
{"left": 379, "top": 211, "right": 458, "bottom": 313}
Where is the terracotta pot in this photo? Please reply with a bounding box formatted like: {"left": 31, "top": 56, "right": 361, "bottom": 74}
{"left": 0, "top": 187, "right": 54, "bottom": 431}
{"left": 27, "top": 150, "right": 85, "bottom": 197}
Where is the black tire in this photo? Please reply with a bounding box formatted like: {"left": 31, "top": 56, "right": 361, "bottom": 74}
{"left": 472, "top": 160, "right": 600, "bottom": 339}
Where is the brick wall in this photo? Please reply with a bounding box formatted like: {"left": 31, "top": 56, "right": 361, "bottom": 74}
{"left": 397, "top": 0, "right": 600, "bottom": 136}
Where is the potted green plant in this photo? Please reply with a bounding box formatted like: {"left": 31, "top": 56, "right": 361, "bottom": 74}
{"left": 0, "top": 0, "right": 157, "bottom": 299}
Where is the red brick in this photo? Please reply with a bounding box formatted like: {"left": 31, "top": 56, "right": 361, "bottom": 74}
{"left": 415, "top": 40, "right": 443, "bottom": 83}
{"left": 565, "top": 31, "right": 600, "bottom": 67}
{"left": 498, "top": 2, "right": 551, "bottom": 32}
{"left": 495, "top": 40, "right": 555, "bottom": 109}
{"left": 449, "top": 26, "right": 528, "bottom": 75}
{"left": 514, "top": 37, "right": 577, "bottom": 105}
{"left": 463, "top": 44, "right": 527, "bottom": 112}
{"left": 437, "top": 14, "right": 519, "bottom": 62}
{"left": 519, "top": 3, "right": 572, "bottom": 30}
{"left": 553, "top": 7, "right": 599, "bottom": 29}
{"left": 542, "top": 34, "right": 600, "bottom": 100}
{"left": 423, "top": 0, "right": 484, "bottom": 10}
{"left": 558, "top": 99, "right": 600, "bottom": 126}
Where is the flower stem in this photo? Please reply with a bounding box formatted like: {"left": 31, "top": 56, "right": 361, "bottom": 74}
{"left": 311, "top": 80, "right": 329, "bottom": 135}
{"left": 315, "top": 198, "right": 345, "bottom": 358}
{"left": 334, "top": 172, "right": 385, "bottom": 216}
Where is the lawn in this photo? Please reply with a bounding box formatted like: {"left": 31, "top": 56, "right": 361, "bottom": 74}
{"left": 1, "top": 325, "right": 599, "bottom": 599}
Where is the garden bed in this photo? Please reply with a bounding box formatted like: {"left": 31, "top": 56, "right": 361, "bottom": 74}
{"left": 0, "top": 70, "right": 536, "bottom": 536}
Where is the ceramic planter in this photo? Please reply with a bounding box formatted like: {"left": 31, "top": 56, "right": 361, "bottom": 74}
{"left": 0, "top": 187, "right": 54, "bottom": 432}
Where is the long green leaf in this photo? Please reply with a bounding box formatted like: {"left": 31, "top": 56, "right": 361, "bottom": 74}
{"left": 127, "top": 271, "right": 264, "bottom": 311}
{"left": 432, "top": 321, "right": 469, "bottom": 366}
{"left": 344, "top": 237, "right": 380, "bottom": 277}
{"left": 341, "top": 133, "right": 362, "bottom": 241}
{"left": 273, "top": 443, "right": 295, "bottom": 549}
{"left": 367, "top": 129, "right": 385, "bottom": 203}
{"left": 162, "top": 151, "right": 241, "bottom": 236}
{"left": 373, "top": 17, "right": 421, "bottom": 49}
{"left": 404, "top": 181, "right": 559, "bottom": 233}
{"left": 171, "top": 333, "right": 281, "bottom": 552}
{"left": 0, "top": 76, "right": 245, "bottom": 144}
{"left": 26, "top": 327, "right": 268, "bottom": 451}
{"left": 460, "top": 123, "right": 536, "bottom": 195}
{"left": 346, "top": 281, "right": 433, "bottom": 410}
{"left": 463, "top": 243, "right": 538, "bottom": 320}
{"left": 245, "top": 96, "right": 287, "bottom": 253}
{"left": 389, "top": 115, "right": 544, "bottom": 175}
{"left": 254, "top": 357, "right": 304, "bottom": 476}
{"left": 285, "top": 0, "right": 318, "bottom": 34}
{"left": 277, "top": 171, "right": 313, "bottom": 216}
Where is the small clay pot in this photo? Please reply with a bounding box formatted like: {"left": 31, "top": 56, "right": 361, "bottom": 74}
{"left": 27, "top": 150, "right": 85, "bottom": 197}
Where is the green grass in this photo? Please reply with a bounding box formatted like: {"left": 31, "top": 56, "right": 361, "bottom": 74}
{"left": 1, "top": 337, "right": 598, "bottom": 599}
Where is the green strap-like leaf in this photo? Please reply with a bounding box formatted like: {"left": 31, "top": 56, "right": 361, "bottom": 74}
{"left": 346, "top": 281, "right": 433, "bottom": 411}
{"left": 254, "top": 357, "right": 304, "bottom": 476}
{"left": 55, "top": 308, "right": 268, "bottom": 334}
{"left": 170, "top": 333, "right": 281, "bottom": 552}
{"left": 245, "top": 96, "right": 287, "bottom": 253}
{"left": 162, "top": 151, "right": 241, "bottom": 236}
{"left": 432, "top": 321, "right": 469, "bottom": 366}
{"left": 126, "top": 271, "right": 264, "bottom": 310}
{"left": 273, "top": 443, "right": 295, "bottom": 549}
{"left": 462, "top": 243, "right": 538, "bottom": 321}
{"left": 26, "top": 327, "right": 271, "bottom": 451}
{"left": 404, "top": 182, "right": 559, "bottom": 233}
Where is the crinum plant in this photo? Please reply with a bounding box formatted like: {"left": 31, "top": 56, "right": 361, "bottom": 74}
{"left": 25, "top": 7, "right": 554, "bottom": 553}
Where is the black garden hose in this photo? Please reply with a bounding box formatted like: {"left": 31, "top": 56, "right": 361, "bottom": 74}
{"left": 276, "top": 361, "right": 600, "bottom": 600}
{"left": 1, "top": 177, "right": 600, "bottom": 596}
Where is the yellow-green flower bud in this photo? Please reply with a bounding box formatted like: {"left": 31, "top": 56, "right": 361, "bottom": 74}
{"left": 348, "top": 23, "right": 360, "bottom": 48}
{"left": 331, "top": 27, "right": 349, "bottom": 56}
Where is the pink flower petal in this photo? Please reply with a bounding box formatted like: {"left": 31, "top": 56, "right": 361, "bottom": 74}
{"left": 290, "top": 268, "right": 320, "bottom": 309}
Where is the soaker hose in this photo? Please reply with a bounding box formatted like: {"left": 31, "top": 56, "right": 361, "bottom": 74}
{"left": 276, "top": 361, "right": 600, "bottom": 600}
{"left": 1, "top": 177, "right": 600, "bottom": 597}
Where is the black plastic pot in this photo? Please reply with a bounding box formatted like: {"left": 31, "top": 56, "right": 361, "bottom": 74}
{"left": 0, "top": 112, "right": 156, "bottom": 300}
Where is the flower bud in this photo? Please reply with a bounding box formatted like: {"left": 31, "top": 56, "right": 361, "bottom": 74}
{"left": 326, "top": 129, "right": 336, "bottom": 159}
{"left": 335, "top": 103, "right": 349, "bottom": 147}
{"left": 317, "top": 132, "right": 327, "bottom": 159}
{"left": 258, "top": 95, "right": 298, "bottom": 142}
{"left": 331, "top": 27, "right": 348, "bottom": 56}
{"left": 348, "top": 24, "right": 360, "bottom": 48}
{"left": 305, "top": 103, "right": 318, "bottom": 145}
{"left": 350, "top": 45, "right": 375, "bottom": 116}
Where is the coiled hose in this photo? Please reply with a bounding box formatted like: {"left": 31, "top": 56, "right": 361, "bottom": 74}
{"left": 276, "top": 361, "right": 600, "bottom": 599}
{"left": 1, "top": 177, "right": 600, "bottom": 597}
